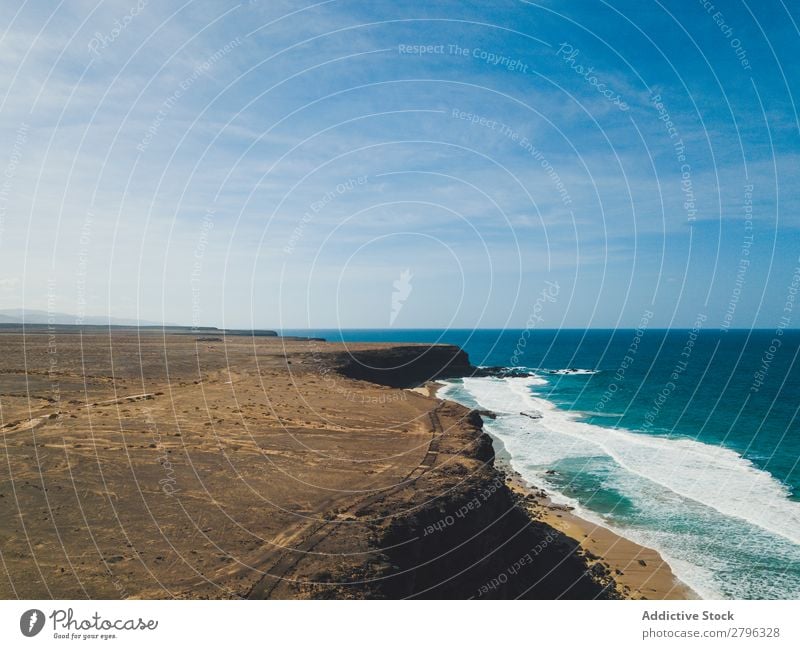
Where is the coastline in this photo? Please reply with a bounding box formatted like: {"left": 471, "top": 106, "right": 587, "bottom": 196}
{"left": 419, "top": 381, "right": 698, "bottom": 600}
{"left": 0, "top": 330, "right": 696, "bottom": 599}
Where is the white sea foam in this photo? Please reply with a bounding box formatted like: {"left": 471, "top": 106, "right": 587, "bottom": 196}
{"left": 440, "top": 376, "right": 800, "bottom": 598}
{"left": 459, "top": 376, "right": 800, "bottom": 546}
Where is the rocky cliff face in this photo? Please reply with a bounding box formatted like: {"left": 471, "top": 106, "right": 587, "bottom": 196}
{"left": 335, "top": 344, "right": 475, "bottom": 388}
{"left": 362, "top": 405, "right": 615, "bottom": 599}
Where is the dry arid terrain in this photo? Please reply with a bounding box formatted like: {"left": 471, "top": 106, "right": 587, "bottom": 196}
{"left": 0, "top": 329, "right": 685, "bottom": 599}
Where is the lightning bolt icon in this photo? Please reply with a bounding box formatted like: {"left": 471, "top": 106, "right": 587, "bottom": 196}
{"left": 28, "top": 611, "right": 37, "bottom": 632}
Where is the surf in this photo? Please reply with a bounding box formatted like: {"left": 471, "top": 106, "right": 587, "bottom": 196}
{"left": 440, "top": 375, "right": 800, "bottom": 599}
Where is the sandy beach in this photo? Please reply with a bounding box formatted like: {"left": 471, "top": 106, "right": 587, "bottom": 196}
{"left": 0, "top": 328, "right": 695, "bottom": 599}
{"left": 499, "top": 460, "right": 696, "bottom": 599}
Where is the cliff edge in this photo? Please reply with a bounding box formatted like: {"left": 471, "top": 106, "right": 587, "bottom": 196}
{"left": 259, "top": 343, "right": 617, "bottom": 599}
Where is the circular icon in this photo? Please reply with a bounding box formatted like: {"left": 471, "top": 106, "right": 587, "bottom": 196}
{"left": 20, "top": 609, "right": 45, "bottom": 637}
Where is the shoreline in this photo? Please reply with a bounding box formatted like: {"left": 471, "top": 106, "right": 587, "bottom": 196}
{"left": 496, "top": 452, "right": 698, "bottom": 600}
{"left": 1, "top": 331, "right": 696, "bottom": 599}
{"left": 420, "top": 381, "right": 698, "bottom": 600}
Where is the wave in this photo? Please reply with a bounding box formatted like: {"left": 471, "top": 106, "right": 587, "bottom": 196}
{"left": 575, "top": 410, "right": 624, "bottom": 418}
{"left": 540, "top": 368, "right": 599, "bottom": 375}
{"left": 461, "top": 376, "right": 800, "bottom": 544}
{"left": 440, "top": 376, "right": 800, "bottom": 598}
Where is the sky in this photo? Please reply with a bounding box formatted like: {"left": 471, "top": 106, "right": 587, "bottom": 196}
{"left": 0, "top": 0, "right": 799, "bottom": 329}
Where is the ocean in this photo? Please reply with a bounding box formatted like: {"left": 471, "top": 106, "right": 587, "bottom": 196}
{"left": 282, "top": 328, "right": 800, "bottom": 599}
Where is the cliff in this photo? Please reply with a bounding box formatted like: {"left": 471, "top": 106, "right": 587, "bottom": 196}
{"left": 367, "top": 405, "right": 614, "bottom": 599}
{"left": 284, "top": 344, "right": 617, "bottom": 599}
{"left": 335, "top": 344, "right": 474, "bottom": 387}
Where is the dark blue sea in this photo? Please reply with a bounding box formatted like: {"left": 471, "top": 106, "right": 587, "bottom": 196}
{"left": 282, "top": 328, "right": 800, "bottom": 598}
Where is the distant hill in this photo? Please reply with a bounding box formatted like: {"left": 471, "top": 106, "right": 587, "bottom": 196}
{"left": 0, "top": 309, "right": 169, "bottom": 327}
{"left": 0, "top": 310, "right": 280, "bottom": 337}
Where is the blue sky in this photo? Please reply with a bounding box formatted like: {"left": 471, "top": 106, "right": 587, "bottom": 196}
{"left": 0, "top": 0, "right": 798, "bottom": 328}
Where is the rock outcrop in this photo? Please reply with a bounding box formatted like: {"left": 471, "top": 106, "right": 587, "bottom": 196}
{"left": 335, "top": 344, "right": 475, "bottom": 387}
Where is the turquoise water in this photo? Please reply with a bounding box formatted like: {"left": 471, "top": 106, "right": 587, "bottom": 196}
{"left": 283, "top": 328, "right": 800, "bottom": 598}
